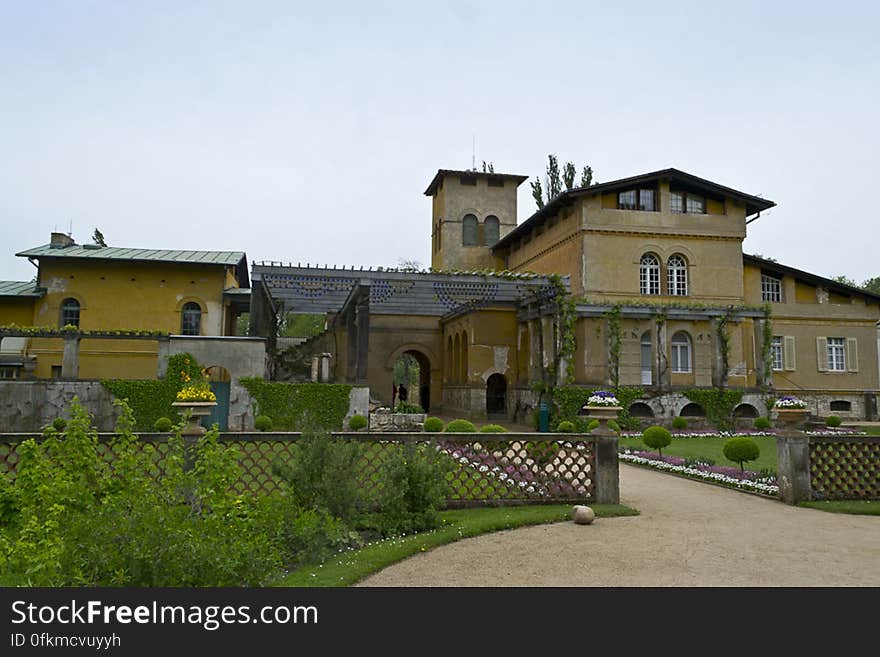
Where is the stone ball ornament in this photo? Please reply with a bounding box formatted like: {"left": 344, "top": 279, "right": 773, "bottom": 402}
{"left": 572, "top": 505, "right": 595, "bottom": 525}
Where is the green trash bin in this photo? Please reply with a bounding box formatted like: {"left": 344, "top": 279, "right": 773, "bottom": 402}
{"left": 538, "top": 400, "right": 549, "bottom": 433}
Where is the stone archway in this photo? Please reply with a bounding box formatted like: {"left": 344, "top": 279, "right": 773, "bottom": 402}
{"left": 393, "top": 349, "right": 432, "bottom": 413}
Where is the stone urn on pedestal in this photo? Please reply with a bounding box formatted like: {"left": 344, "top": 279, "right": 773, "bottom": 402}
{"left": 171, "top": 401, "right": 217, "bottom": 435}
{"left": 773, "top": 396, "right": 809, "bottom": 434}
{"left": 582, "top": 391, "right": 622, "bottom": 433}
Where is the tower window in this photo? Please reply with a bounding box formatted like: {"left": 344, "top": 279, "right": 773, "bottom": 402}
{"left": 761, "top": 274, "right": 783, "bottom": 302}
{"left": 487, "top": 177, "right": 504, "bottom": 188}
{"left": 462, "top": 214, "right": 479, "bottom": 246}
{"left": 459, "top": 175, "right": 477, "bottom": 186}
{"left": 484, "top": 215, "right": 500, "bottom": 247}
{"left": 60, "top": 298, "right": 80, "bottom": 327}
{"left": 670, "top": 190, "right": 706, "bottom": 214}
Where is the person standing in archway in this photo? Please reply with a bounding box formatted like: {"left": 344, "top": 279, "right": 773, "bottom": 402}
{"left": 398, "top": 383, "right": 408, "bottom": 405}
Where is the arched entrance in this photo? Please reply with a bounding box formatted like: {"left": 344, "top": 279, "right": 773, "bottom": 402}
{"left": 393, "top": 350, "right": 431, "bottom": 412}
{"left": 486, "top": 373, "right": 507, "bottom": 417}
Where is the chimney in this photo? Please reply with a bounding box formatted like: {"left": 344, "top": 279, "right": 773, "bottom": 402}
{"left": 50, "top": 232, "right": 76, "bottom": 249}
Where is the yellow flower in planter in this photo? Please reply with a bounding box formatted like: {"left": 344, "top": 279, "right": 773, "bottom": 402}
{"left": 176, "top": 384, "right": 217, "bottom": 403}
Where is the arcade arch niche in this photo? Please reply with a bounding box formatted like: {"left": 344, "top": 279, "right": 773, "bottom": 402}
{"left": 392, "top": 349, "right": 432, "bottom": 412}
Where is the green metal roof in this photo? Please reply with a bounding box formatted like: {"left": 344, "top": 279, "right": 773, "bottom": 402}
{"left": 0, "top": 281, "right": 44, "bottom": 297}
{"left": 16, "top": 244, "right": 246, "bottom": 267}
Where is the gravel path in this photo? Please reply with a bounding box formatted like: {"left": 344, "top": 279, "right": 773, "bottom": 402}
{"left": 357, "top": 464, "right": 880, "bottom": 586}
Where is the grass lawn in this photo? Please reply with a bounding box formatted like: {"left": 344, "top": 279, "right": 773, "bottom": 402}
{"left": 274, "top": 503, "right": 639, "bottom": 587}
{"left": 798, "top": 500, "right": 880, "bottom": 515}
{"left": 619, "top": 434, "right": 778, "bottom": 471}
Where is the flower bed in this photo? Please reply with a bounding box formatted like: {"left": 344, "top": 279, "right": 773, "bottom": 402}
{"left": 620, "top": 428, "right": 866, "bottom": 439}
{"left": 620, "top": 448, "right": 779, "bottom": 496}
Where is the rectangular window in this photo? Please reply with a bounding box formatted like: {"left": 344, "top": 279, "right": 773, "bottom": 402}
{"left": 686, "top": 195, "right": 705, "bottom": 214}
{"left": 618, "top": 190, "right": 637, "bottom": 210}
{"left": 771, "top": 336, "right": 784, "bottom": 371}
{"left": 827, "top": 337, "right": 846, "bottom": 372}
{"left": 487, "top": 177, "right": 504, "bottom": 187}
{"left": 670, "top": 190, "right": 706, "bottom": 214}
{"left": 618, "top": 188, "right": 656, "bottom": 211}
{"left": 51, "top": 365, "right": 62, "bottom": 379}
{"left": 459, "top": 175, "right": 477, "bottom": 186}
{"left": 671, "top": 344, "right": 691, "bottom": 373}
{"left": 761, "top": 274, "right": 783, "bottom": 302}
{"left": 670, "top": 191, "right": 684, "bottom": 213}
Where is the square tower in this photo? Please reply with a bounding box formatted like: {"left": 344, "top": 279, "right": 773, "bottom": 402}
{"left": 424, "top": 169, "right": 527, "bottom": 271}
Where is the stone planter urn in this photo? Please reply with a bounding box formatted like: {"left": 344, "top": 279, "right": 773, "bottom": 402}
{"left": 775, "top": 408, "right": 808, "bottom": 431}
{"left": 582, "top": 405, "right": 623, "bottom": 432}
{"left": 171, "top": 401, "right": 217, "bottom": 436}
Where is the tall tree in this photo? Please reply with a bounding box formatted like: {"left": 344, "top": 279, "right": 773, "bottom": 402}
{"left": 531, "top": 154, "right": 596, "bottom": 208}
{"left": 862, "top": 276, "right": 880, "bottom": 295}
{"left": 833, "top": 275, "right": 859, "bottom": 288}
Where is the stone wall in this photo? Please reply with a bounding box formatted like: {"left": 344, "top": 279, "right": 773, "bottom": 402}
{"left": 0, "top": 381, "right": 122, "bottom": 432}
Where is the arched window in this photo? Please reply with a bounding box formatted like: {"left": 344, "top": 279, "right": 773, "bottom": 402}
{"left": 462, "top": 214, "right": 479, "bottom": 246}
{"left": 667, "top": 254, "right": 688, "bottom": 296}
{"left": 483, "top": 215, "right": 500, "bottom": 247}
{"left": 639, "top": 254, "right": 660, "bottom": 295}
{"left": 446, "top": 336, "right": 453, "bottom": 382}
{"left": 461, "top": 331, "right": 469, "bottom": 383}
{"left": 671, "top": 331, "right": 692, "bottom": 373}
{"left": 181, "top": 302, "right": 202, "bottom": 336}
{"left": 60, "top": 298, "right": 80, "bottom": 327}
{"left": 453, "top": 333, "right": 461, "bottom": 382}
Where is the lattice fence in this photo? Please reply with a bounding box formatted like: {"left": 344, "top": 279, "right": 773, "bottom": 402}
{"left": 809, "top": 437, "right": 880, "bottom": 500}
{"left": 0, "top": 434, "right": 597, "bottom": 505}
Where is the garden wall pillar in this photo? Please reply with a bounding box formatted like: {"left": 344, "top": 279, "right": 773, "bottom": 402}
{"left": 776, "top": 434, "right": 812, "bottom": 505}
{"left": 61, "top": 335, "right": 81, "bottom": 379}
{"left": 593, "top": 433, "right": 620, "bottom": 504}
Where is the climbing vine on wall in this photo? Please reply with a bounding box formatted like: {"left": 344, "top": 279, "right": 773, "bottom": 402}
{"left": 715, "top": 308, "right": 734, "bottom": 386}
{"left": 239, "top": 379, "right": 352, "bottom": 431}
{"left": 683, "top": 388, "right": 743, "bottom": 430}
{"left": 102, "top": 353, "right": 203, "bottom": 431}
{"left": 761, "top": 304, "right": 774, "bottom": 390}
{"left": 604, "top": 305, "right": 622, "bottom": 388}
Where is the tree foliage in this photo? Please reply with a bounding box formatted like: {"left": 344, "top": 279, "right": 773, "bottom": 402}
{"left": 530, "top": 154, "right": 596, "bottom": 208}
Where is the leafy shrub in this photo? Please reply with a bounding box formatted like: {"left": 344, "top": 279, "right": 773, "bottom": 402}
{"left": 273, "top": 432, "right": 362, "bottom": 524}
{"left": 153, "top": 417, "right": 173, "bottom": 432}
{"left": 587, "top": 419, "right": 599, "bottom": 432}
{"left": 555, "top": 420, "right": 575, "bottom": 433}
{"left": 826, "top": 415, "right": 842, "bottom": 428}
{"left": 0, "top": 397, "right": 309, "bottom": 586}
{"left": 642, "top": 426, "right": 672, "bottom": 456}
{"left": 608, "top": 419, "right": 621, "bottom": 433}
{"left": 394, "top": 402, "right": 424, "bottom": 414}
{"left": 672, "top": 416, "right": 688, "bottom": 430}
{"left": 444, "top": 419, "right": 477, "bottom": 433}
{"left": 239, "top": 379, "right": 352, "bottom": 431}
{"left": 423, "top": 417, "right": 444, "bottom": 432}
{"left": 723, "top": 437, "right": 760, "bottom": 472}
{"left": 377, "top": 443, "right": 451, "bottom": 536}
{"left": 479, "top": 424, "right": 507, "bottom": 433}
{"left": 254, "top": 415, "right": 274, "bottom": 432}
{"left": 52, "top": 417, "right": 67, "bottom": 432}
{"left": 753, "top": 416, "right": 771, "bottom": 430}
{"left": 348, "top": 414, "right": 367, "bottom": 431}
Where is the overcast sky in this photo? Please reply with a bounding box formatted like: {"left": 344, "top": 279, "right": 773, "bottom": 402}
{"left": 1, "top": 1, "right": 877, "bottom": 285}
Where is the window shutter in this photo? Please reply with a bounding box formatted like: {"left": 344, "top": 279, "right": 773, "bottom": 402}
{"left": 846, "top": 338, "right": 859, "bottom": 373}
{"left": 784, "top": 336, "right": 796, "bottom": 371}
{"left": 816, "top": 337, "right": 827, "bottom": 372}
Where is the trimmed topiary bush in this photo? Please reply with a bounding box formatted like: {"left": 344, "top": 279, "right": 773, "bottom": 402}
{"left": 52, "top": 417, "right": 67, "bottom": 432}
{"left": 826, "top": 415, "right": 842, "bottom": 428}
{"left": 254, "top": 415, "right": 274, "bottom": 432}
{"left": 723, "top": 437, "right": 760, "bottom": 472}
{"left": 753, "top": 416, "right": 771, "bottom": 430}
{"left": 444, "top": 419, "right": 476, "bottom": 433}
{"left": 348, "top": 414, "right": 367, "bottom": 431}
{"left": 555, "top": 420, "right": 575, "bottom": 433}
{"left": 479, "top": 424, "right": 507, "bottom": 433}
{"left": 153, "top": 417, "right": 173, "bottom": 432}
{"left": 672, "top": 416, "right": 688, "bottom": 430}
{"left": 642, "top": 425, "right": 672, "bottom": 456}
{"left": 423, "top": 417, "right": 444, "bottom": 432}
